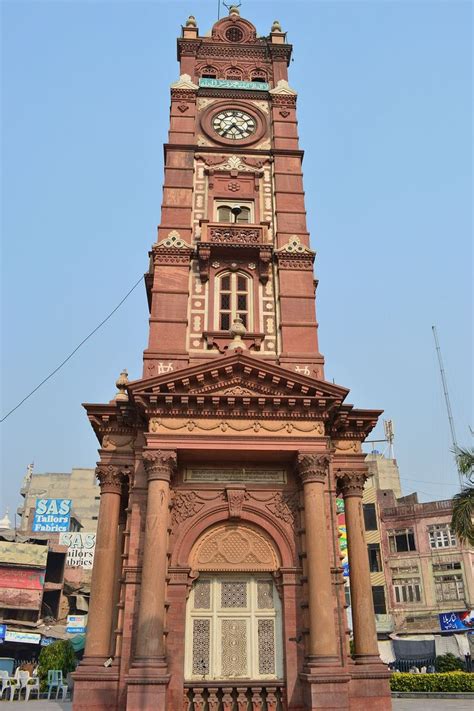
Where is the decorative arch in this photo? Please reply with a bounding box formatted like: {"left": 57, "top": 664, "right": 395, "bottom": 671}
{"left": 225, "top": 65, "right": 243, "bottom": 80}
{"left": 250, "top": 68, "right": 267, "bottom": 83}
{"left": 189, "top": 522, "right": 280, "bottom": 572}
{"left": 215, "top": 269, "right": 253, "bottom": 331}
{"left": 199, "top": 64, "right": 219, "bottom": 79}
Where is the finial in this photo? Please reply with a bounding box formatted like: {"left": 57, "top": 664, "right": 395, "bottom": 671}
{"left": 228, "top": 317, "right": 247, "bottom": 351}
{"left": 271, "top": 20, "right": 282, "bottom": 33}
{"left": 0, "top": 508, "right": 11, "bottom": 529}
{"left": 115, "top": 369, "right": 129, "bottom": 402}
{"left": 228, "top": 4, "right": 241, "bottom": 16}
{"left": 186, "top": 15, "right": 197, "bottom": 27}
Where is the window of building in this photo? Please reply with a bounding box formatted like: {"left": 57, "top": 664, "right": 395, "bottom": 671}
{"left": 391, "top": 564, "right": 419, "bottom": 575}
{"left": 393, "top": 578, "right": 422, "bottom": 604}
{"left": 250, "top": 69, "right": 267, "bottom": 83}
{"left": 433, "top": 570, "right": 465, "bottom": 602}
{"left": 388, "top": 528, "right": 416, "bottom": 553}
{"left": 363, "top": 503, "right": 378, "bottom": 531}
{"left": 216, "top": 204, "right": 251, "bottom": 224}
{"left": 432, "top": 561, "right": 461, "bottom": 572}
{"left": 201, "top": 66, "right": 218, "bottom": 79}
{"left": 367, "top": 543, "right": 382, "bottom": 573}
{"left": 372, "top": 586, "right": 387, "bottom": 615}
{"left": 217, "top": 272, "right": 252, "bottom": 331}
{"left": 225, "top": 66, "right": 243, "bottom": 80}
{"left": 428, "top": 524, "right": 457, "bottom": 549}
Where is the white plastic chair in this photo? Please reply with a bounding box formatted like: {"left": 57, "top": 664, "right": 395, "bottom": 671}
{"left": 13, "top": 670, "right": 40, "bottom": 701}
{"left": 0, "top": 670, "right": 14, "bottom": 701}
{"left": 47, "top": 669, "right": 68, "bottom": 700}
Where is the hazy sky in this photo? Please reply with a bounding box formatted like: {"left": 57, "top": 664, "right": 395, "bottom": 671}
{"left": 1, "top": 0, "right": 472, "bottom": 519}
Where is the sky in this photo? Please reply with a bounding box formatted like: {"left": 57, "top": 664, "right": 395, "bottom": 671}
{"left": 1, "top": 0, "right": 472, "bottom": 520}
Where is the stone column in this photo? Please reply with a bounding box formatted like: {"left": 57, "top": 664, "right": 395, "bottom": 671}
{"left": 134, "top": 449, "right": 176, "bottom": 664}
{"left": 338, "top": 472, "right": 380, "bottom": 664}
{"left": 84, "top": 464, "right": 128, "bottom": 659}
{"left": 298, "top": 453, "right": 339, "bottom": 665}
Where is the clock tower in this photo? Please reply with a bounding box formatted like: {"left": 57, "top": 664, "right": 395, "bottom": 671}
{"left": 73, "top": 7, "right": 392, "bottom": 711}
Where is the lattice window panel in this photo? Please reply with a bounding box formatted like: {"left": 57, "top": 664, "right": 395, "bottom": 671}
{"left": 192, "top": 619, "right": 210, "bottom": 675}
{"left": 221, "top": 619, "right": 248, "bottom": 677}
{"left": 221, "top": 581, "right": 247, "bottom": 608}
{"left": 257, "top": 581, "right": 274, "bottom": 609}
{"left": 258, "top": 619, "right": 275, "bottom": 675}
{"left": 194, "top": 580, "right": 211, "bottom": 610}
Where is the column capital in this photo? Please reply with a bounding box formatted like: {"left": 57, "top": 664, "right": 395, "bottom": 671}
{"left": 143, "top": 449, "right": 177, "bottom": 482}
{"left": 297, "top": 452, "right": 330, "bottom": 485}
{"left": 96, "top": 464, "right": 130, "bottom": 494}
{"left": 337, "top": 471, "right": 367, "bottom": 498}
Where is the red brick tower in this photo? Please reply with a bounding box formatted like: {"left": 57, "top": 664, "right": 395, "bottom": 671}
{"left": 73, "top": 7, "right": 391, "bottom": 710}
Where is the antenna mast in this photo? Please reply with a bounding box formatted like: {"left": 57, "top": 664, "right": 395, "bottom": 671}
{"left": 432, "top": 325, "right": 463, "bottom": 487}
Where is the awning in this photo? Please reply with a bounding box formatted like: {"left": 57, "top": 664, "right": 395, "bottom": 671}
{"left": 70, "top": 634, "right": 86, "bottom": 652}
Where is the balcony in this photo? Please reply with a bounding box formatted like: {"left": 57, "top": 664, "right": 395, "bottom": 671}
{"left": 197, "top": 222, "right": 272, "bottom": 284}
{"left": 184, "top": 683, "right": 286, "bottom": 710}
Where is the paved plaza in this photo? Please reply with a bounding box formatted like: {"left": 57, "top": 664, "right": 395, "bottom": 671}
{"left": 1, "top": 698, "right": 474, "bottom": 710}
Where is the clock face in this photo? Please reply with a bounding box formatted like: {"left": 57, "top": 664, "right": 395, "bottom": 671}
{"left": 212, "top": 109, "right": 257, "bottom": 140}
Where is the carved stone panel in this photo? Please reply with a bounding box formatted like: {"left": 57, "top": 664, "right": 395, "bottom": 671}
{"left": 190, "top": 523, "right": 279, "bottom": 571}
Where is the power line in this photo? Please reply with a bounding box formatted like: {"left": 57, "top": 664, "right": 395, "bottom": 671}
{"left": 1, "top": 274, "right": 144, "bottom": 423}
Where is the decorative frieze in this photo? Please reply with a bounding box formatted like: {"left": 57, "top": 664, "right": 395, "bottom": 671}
{"left": 184, "top": 466, "right": 286, "bottom": 484}
{"left": 265, "top": 491, "right": 299, "bottom": 525}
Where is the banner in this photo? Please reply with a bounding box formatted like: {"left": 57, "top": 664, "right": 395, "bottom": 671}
{"left": 336, "top": 498, "right": 349, "bottom": 578}
{"left": 59, "top": 532, "right": 96, "bottom": 568}
{"left": 0, "top": 541, "right": 47, "bottom": 567}
{"left": 32, "top": 498, "right": 71, "bottom": 532}
{"left": 439, "top": 610, "right": 474, "bottom": 631}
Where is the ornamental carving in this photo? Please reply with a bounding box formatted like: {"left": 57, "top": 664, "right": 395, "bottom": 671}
{"left": 297, "top": 453, "right": 330, "bottom": 484}
{"left": 337, "top": 471, "right": 367, "bottom": 498}
{"left": 276, "top": 235, "right": 313, "bottom": 255}
{"left": 155, "top": 230, "right": 192, "bottom": 250}
{"left": 333, "top": 440, "right": 362, "bottom": 454}
{"left": 149, "top": 417, "right": 325, "bottom": 438}
{"left": 277, "top": 256, "right": 314, "bottom": 271}
{"left": 96, "top": 464, "right": 129, "bottom": 494}
{"left": 190, "top": 523, "right": 279, "bottom": 571}
{"left": 226, "top": 487, "right": 247, "bottom": 519}
{"left": 209, "top": 226, "right": 261, "bottom": 244}
{"left": 171, "top": 491, "right": 205, "bottom": 525}
{"left": 142, "top": 449, "right": 177, "bottom": 482}
{"left": 265, "top": 491, "right": 299, "bottom": 525}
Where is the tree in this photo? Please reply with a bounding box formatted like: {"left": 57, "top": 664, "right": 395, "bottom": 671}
{"left": 38, "top": 640, "right": 76, "bottom": 690}
{"left": 451, "top": 446, "right": 474, "bottom": 546}
{"left": 435, "top": 652, "right": 465, "bottom": 673}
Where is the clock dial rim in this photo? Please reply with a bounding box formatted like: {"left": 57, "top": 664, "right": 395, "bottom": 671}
{"left": 200, "top": 101, "right": 266, "bottom": 147}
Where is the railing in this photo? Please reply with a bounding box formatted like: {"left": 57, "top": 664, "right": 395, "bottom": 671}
{"left": 383, "top": 499, "right": 452, "bottom": 518}
{"left": 200, "top": 222, "right": 267, "bottom": 246}
{"left": 184, "top": 683, "right": 286, "bottom": 711}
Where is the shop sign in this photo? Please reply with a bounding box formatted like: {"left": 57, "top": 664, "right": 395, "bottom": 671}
{"left": 439, "top": 610, "right": 474, "bottom": 631}
{"left": 59, "top": 532, "right": 96, "bottom": 568}
{"left": 0, "top": 624, "right": 6, "bottom": 642}
{"left": 66, "top": 615, "right": 87, "bottom": 634}
{"left": 40, "top": 636, "right": 55, "bottom": 646}
{"left": 32, "top": 499, "right": 71, "bottom": 532}
{"left": 4, "top": 630, "right": 41, "bottom": 645}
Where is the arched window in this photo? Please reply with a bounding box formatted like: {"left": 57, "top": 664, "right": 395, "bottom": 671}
{"left": 217, "top": 205, "right": 251, "bottom": 224}
{"left": 250, "top": 69, "right": 267, "bottom": 83}
{"left": 225, "top": 66, "right": 243, "bottom": 80}
{"left": 201, "top": 66, "right": 218, "bottom": 79}
{"left": 217, "top": 272, "right": 252, "bottom": 331}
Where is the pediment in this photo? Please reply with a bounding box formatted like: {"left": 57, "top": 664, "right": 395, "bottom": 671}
{"left": 129, "top": 351, "right": 348, "bottom": 403}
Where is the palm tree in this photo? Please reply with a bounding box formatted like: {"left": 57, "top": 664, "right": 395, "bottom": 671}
{"left": 450, "top": 446, "right": 474, "bottom": 546}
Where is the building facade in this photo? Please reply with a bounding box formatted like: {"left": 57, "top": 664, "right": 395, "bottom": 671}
{"left": 380, "top": 493, "right": 474, "bottom": 634}
{"left": 73, "top": 8, "right": 391, "bottom": 710}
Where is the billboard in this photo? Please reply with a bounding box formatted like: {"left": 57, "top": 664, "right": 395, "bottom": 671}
{"left": 336, "top": 498, "right": 349, "bottom": 578}
{"left": 66, "top": 615, "right": 87, "bottom": 634}
{"left": 439, "top": 610, "right": 474, "bottom": 631}
{"left": 32, "top": 498, "right": 71, "bottom": 532}
{"left": 59, "top": 532, "right": 96, "bottom": 568}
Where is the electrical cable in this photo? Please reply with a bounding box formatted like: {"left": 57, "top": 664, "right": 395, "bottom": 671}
{"left": 0, "top": 274, "right": 144, "bottom": 423}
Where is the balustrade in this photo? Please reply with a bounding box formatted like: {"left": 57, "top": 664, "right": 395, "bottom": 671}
{"left": 183, "top": 684, "right": 285, "bottom": 711}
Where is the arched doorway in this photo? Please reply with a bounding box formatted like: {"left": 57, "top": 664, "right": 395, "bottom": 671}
{"left": 185, "top": 523, "right": 284, "bottom": 684}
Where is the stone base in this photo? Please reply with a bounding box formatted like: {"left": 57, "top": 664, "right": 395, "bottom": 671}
{"left": 125, "top": 660, "right": 169, "bottom": 711}
{"left": 348, "top": 663, "right": 392, "bottom": 711}
{"left": 300, "top": 668, "right": 351, "bottom": 709}
{"left": 72, "top": 664, "right": 119, "bottom": 711}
